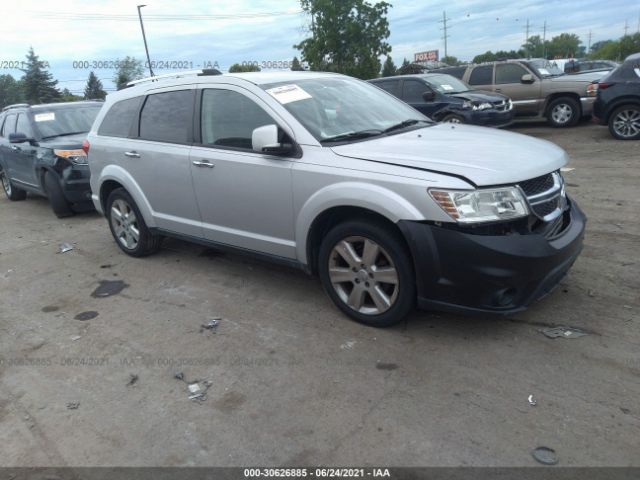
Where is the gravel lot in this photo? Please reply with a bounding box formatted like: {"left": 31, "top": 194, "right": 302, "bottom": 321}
{"left": 0, "top": 121, "right": 638, "bottom": 468}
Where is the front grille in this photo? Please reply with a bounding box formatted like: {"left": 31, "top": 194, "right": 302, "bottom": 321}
{"left": 518, "top": 171, "right": 567, "bottom": 222}
{"left": 519, "top": 173, "right": 555, "bottom": 196}
{"left": 493, "top": 100, "right": 508, "bottom": 111}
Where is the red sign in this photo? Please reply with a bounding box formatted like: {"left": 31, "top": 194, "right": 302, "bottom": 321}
{"left": 414, "top": 50, "right": 439, "bottom": 62}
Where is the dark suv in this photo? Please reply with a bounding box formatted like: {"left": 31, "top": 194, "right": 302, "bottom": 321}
{"left": 0, "top": 101, "right": 102, "bottom": 216}
{"left": 592, "top": 53, "right": 640, "bottom": 140}
{"left": 369, "top": 73, "right": 513, "bottom": 127}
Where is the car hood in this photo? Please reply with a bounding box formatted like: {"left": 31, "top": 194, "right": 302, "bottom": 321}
{"left": 331, "top": 124, "right": 567, "bottom": 186}
{"left": 38, "top": 133, "right": 87, "bottom": 149}
{"left": 449, "top": 90, "right": 508, "bottom": 102}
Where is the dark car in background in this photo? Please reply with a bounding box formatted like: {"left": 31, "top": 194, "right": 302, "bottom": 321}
{"left": 369, "top": 73, "right": 513, "bottom": 127}
{"left": 592, "top": 53, "right": 640, "bottom": 140}
{"left": 0, "top": 101, "right": 103, "bottom": 217}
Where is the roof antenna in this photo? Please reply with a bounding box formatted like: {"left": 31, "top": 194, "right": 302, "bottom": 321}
{"left": 137, "top": 4, "right": 154, "bottom": 78}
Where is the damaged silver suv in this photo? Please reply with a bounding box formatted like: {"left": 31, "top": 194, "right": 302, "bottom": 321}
{"left": 87, "top": 70, "right": 586, "bottom": 327}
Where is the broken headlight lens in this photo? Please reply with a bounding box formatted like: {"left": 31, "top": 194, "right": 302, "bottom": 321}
{"left": 54, "top": 149, "right": 88, "bottom": 165}
{"left": 429, "top": 187, "right": 529, "bottom": 224}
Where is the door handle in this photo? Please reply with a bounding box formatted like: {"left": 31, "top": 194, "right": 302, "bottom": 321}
{"left": 495, "top": 88, "right": 502, "bottom": 92}
{"left": 124, "top": 151, "right": 140, "bottom": 158}
{"left": 192, "top": 160, "right": 215, "bottom": 168}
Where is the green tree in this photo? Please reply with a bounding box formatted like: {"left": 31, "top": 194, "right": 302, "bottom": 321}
{"left": 294, "top": 0, "right": 392, "bottom": 79}
{"left": 291, "top": 57, "right": 304, "bottom": 71}
{"left": 397, "top": 58, "right": 424, "bottom": 75}
{"left": 590, "top": 34, "right": 640, "bottom": 61}
{"left": 441, "top": 55, "right": 460, "bottom": 66}
{"left": 546, "top": 33, "right": 582, "bottom": 59}
{"left": 114, "top": 56, "right": 144, "bottom": 90}
{"left": 228, "top": 63, "right": 261, "bottom": 73}
{"left": 20, "top": 47, "right": 60, "bottom": 104}
{"left": 0, "top": 74, "right": 24, "bottom": 109}
{"left": 589, "top": 40, "right": 613, "bottom": 55}
{"left": 473, "top": 51, "right": 497, "bottom": 63}
{"left": 522, "top": 35, "right": 546, "bottom": 58}
{"left": 381, "top": 56, "right": 396, "bottom": 77}
{"left": 60, "top": 88, "right": 83, "bottom": 102}
{"left": 84, "top": 71, "right": 106, "bottom": 100}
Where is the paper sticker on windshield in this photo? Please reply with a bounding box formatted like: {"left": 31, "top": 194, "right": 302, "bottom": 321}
{"left": 34, "top": 112, "right": 55, "bottom": 122}
{"left": 266, "top": 84, "right": 312, "bottom": 104}
{"left": 441, "top": 84, "right": 454, "bottom": 91}
{"left": 538, "top": 68, "right": 550, "bottom": 75}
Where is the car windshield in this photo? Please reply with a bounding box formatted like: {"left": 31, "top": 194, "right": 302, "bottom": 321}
{"left": 34, "top": 105, "right": 102, "bottom": 139}
{"left": 261, "top": 77, "right": 433, "bottom": 143}
{"left": 424, "top": 74, "right": 470, "bottom": 94}
{"left": 527, "top": 59, "right": 564, "bottom": 77}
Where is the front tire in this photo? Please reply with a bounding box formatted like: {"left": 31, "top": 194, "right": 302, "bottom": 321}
{"left": 44, "top": 171, "right": 73, "bottom": 218}
{"left": 106, "top": 188, "right": 161, "bottom": 257}
{"left": 0, "top": 164, "right": 27, "bottom": 201}
{"left": 608, "top": 104, "right": 640, "bottom": 140}
{"left": 441, "top": 113, "right": 465, "bottom": 124}
{"left": 318, "top": 220, "right": 415, "bottom": 327}
{"left": 546, "top": 97, "right": 580, "bottom": 127}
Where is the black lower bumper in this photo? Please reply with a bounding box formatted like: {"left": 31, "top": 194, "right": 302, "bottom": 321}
{"left": 398, "top": 200, "right": 587, "bottom": 315}
{"left": 60, "top": 164, "right": 92, "bottom": 204}
{"left": 467, "top": 109, "right": 514, "bottom": 128}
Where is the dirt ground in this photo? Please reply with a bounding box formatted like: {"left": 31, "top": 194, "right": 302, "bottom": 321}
{"left": 0, "top": 121, "right": 638, "bottom": 468}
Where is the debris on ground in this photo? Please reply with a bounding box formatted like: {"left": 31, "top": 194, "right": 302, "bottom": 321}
{"left": 528, "top": 395, "right": 537, "bottom": 407}
{"left": 200, "top": 318, "right": 221, "bottom": 333}
{"left": 66, "top": 402, "right": 80, "bottom": 410}
{"left": 70, "top": 335, "right": 82, "bottom": 341}
{"left": 187, "top": 381, "right": 212, "bottom": 402}
{"left": 174, "top": 371, "right": 185, "bottom": 381}
{"left": 540, "top": 326, "right": 588, "bottom": 339}
{"left": 340, "top": 340, "right": 356, "bottom": 350}
{"left": 127, "top": 374, "right": 139, "bottom": 386}
{"left": 531, "top": 446, "right": 559, "bottom": 465}
{"left": 587, "top": 290, "right": 596, "bottom": 298}
{"left": 91, "top": 280, "right": 128, "bottom": 298}
{"left": 58, "top": 243, "right": 74, "bottom": 254}
{"left": 74, "top": 311, "right": 99, "bottom": 321}
{"left": 560, "top": 167, "right": 575, "bottom": 173}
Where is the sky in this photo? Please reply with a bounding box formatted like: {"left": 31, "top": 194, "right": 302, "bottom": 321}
{"left": 1, "top": 0, "right": 638, "bottom": 95}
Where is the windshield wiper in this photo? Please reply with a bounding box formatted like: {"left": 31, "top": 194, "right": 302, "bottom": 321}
{"left": 383, "top": 119, "right": 431, "bottom": 134}
{"left": 320, "top": 129, "right": 383, "bottom": 143}
{"left": 41, "top": 131, "right": 88, "bottom": 140}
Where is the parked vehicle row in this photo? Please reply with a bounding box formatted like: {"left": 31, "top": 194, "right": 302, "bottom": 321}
{"left": 435, "top": 58, "right": 605, "bottom": 127}
{"left": 0, "top": 69, "right": 591, "bottom": 327}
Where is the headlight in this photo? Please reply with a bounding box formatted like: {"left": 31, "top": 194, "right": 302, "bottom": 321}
{"left": 429, "top": 187, "right": 529, "bottom": 224}
{"left": 462, "top": 101, "right": 493, "bottom": 111}
{"left": 54, "top": 149, "right": 88, "bottom": 165}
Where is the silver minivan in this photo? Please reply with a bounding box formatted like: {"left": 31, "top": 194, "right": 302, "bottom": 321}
{"left": 87, "top": 69, "right": 586, "bottom": 327}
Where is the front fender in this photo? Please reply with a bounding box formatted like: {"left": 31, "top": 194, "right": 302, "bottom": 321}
{"left": 295, "top": 182, "right": 424, "bottom": 263}
{"left": 95, "top": 164, "right": 156, "bottom": 228}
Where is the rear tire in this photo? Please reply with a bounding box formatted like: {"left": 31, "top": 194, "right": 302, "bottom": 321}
{"left": 318, "top": 219, "right": 415, "bottom": 328}
{"left": 106, "top": 188, "right": 161, "bottom": 257}
{"left": 546, "top": 97, "right": 580, "bottom": 127}
{"left": 0, "top": 164, "right": 27, "bottom": 201}
{"left": 44, "top": 171, "right": 73, "bottom": 218}
{"left": 607, "top": 104, "right": 640, "bottom": 140}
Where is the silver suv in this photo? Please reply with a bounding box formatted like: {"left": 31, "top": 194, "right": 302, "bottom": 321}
{"left": 87, "top": 70, "right": 586, "bottom": 327}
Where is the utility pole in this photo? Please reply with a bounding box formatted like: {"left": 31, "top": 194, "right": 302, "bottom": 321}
{"left": 587, "top": 30, "right": 592, "bottom": 54}
{"left": 624, "top": 19, "right": 629, "bottom": 36}
{"left": 524, "top": 19, "right": 531, "bottom": 58}
{"left": 439, "top": 11, "right": 451, "bottom": 59}
{"left": 137, "top": 4, "right": 154, "bottom": 77}
{"left": 542, "top": 20, "right": 547, "bottom": 58}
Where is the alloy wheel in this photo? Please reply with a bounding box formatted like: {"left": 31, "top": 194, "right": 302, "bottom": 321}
{"left": 444, "top": 117, "right": 462, "bottom": 123}
{"left": 612, "top": 109, "right": 640, "bottom": 138}
{"left": 0, "top": 167, "right": 11, "bottom": 196}
{"left": 328, "top": 236, "right": 399, "bottom": 315}
{"left": 551, "top": 104, "right": 573, "bottom": 125}
{"left": 110, "top": 198, "right": 140, "bottom": 250}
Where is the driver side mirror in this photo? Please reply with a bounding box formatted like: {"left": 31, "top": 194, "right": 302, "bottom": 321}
{"left": 520, "top": 74, "right": 535, "bottom": 84}
{"left": 252, "top": 124, "right": 293, "bottom": 156}
{"left": 422, "top": 90, "right": 435, "bottom": 101}
{"left": 9, "top": 132, "right": 35, "bottom": 144}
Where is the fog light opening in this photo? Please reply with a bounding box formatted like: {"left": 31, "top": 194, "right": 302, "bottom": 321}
{"left": 495, "top": 288, "right": 517, "bottom": 307}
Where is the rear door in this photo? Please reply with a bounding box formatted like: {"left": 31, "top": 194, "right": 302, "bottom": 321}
{"left": 189, "top": 86, "right": 296, "bottom": 259}
{"left": 494, "top": 63, "right": 542, "bottom": 117}
{"left": 0, "top": 114, "right": 18, "bottom": 177}
{"left": 11, "top": 112, "right": 39, "bottom": 186}
{"left": 467, "top": 65, "right": 494, "bottom": 92}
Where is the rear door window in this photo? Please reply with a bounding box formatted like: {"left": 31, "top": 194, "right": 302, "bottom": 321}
{"left": 98, "top": 97, "right": 143, "bottom": 138}
{"left": 16, "top": 114, "right": 33, "bottom": 137}
{"left": 139, "top": 90, "right": 194, "bottom": 144}
{"left": 469, "top": 65, "right": 493, "bottom": 85}
{"left": 495, "top": 64, "right": 528, "bottom": 84}
{"left": 1, "top": 114, "right": 17, "bottom": 137}
{"left": 374, "top": 80, "right": 400, "bottom": 97}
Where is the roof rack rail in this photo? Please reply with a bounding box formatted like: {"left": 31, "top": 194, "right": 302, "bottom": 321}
{"left": 2, "top": 103, "right": 30, "bottom": 112}
{"left": 125, "top": 68, "right": 222, "bottom": 88}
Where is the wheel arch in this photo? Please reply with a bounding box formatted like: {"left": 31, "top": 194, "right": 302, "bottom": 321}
{"left": 544, "top": 92, "right": 582, "bottom": 117}
{"left": 604, "top": 97, "right": 640, "bottom": 123}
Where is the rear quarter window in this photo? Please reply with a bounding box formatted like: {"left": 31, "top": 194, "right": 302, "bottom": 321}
{"left": 98, "top": 97, "right": 143, "bottom": 138}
